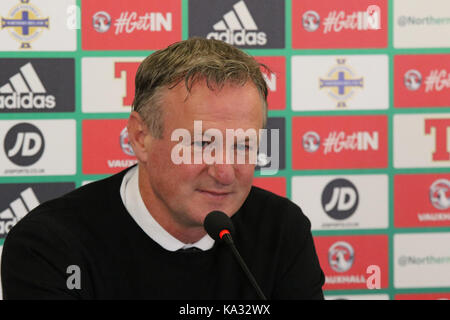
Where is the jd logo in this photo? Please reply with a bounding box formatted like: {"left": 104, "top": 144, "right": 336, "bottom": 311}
{"left": 4, "top": 122, "right": 45, "bottom": 166}
{"left": 322, "top": 178, "right": 359, "bottom": 220}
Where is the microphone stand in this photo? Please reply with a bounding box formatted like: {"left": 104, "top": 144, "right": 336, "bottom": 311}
{"left": 222, "top": 233, "right": 267, "bottom": 300}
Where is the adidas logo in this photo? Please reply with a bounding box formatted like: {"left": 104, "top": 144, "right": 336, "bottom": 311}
{"left": 0, "top": 62, "right": 56, "bottom": 110}
{"left": 0, "top": 187, "right": 39, "bottom": 236}
{"left": 206, "top": 0, "right": 267, "bottom": 46}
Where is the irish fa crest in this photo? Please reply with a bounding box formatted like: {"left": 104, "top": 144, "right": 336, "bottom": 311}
{"left": 319, "top": 58, "right": 364, "bottom": 108}
{"left": 1, "top": 0, "right": 49, "bottom": 49}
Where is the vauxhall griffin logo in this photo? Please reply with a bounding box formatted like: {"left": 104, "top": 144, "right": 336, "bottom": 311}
{"left": 302, "top": 10, "right": 320, "bottom": 32}
{"left": 429, "top": 179, "right": 450, "bottom": 210}
{"left": 302, "top": 131, "right": 321, "bottom": 152}
{"left": 404, "top": 69, "right": 422, "bottom": 91}
{"left": 0, "top": 62, "right": 56, "bottom": 110}
{"left": 120, "top": 127, "right": 135, "bottom": 156}
{"left": 4, "top": 122, "right": 45, "bottom": 166}
{"left": 322, "top": 178, "right": 359, "bottom": 220}
{"left": 328, "top": 241, "right": 355, "bottom": 273}
{"left": 92, "top": 11, "right": 111, "bottom": 33}
{"left": 206, "top": 0, "right": 267, "bottom": 46}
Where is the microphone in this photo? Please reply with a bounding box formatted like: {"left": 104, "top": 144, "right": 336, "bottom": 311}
{"left": 204, "top": 211, "right": 267, "bottom": 300}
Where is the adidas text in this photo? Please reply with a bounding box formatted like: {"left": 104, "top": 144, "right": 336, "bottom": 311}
{"left": 207, "top": 29, "right": 267, "bottom": 46}
{"left": 0, "top": 93, "right": 56, "bottom": 110}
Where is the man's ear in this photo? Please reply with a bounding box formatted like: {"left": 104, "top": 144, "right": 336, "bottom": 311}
{"left": 127, "top": 111, "right": 151, "bottom": 163}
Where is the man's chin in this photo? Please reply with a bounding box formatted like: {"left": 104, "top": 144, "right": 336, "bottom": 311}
{"left": 198, "top": 204, "right": 241, "bottom": 222}
{"left": 187, "top": 205, "right": 230, "bottom": 225}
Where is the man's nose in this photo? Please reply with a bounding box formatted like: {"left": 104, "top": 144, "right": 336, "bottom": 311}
{"left": 207, "top": 162, "right": 235, "bottom": 185}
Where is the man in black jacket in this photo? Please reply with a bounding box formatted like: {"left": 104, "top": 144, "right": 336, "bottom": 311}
{"left": 1, "top": 38, "right": 324, "bottom": 299}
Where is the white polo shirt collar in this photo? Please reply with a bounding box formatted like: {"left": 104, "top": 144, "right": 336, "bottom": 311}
{"left": 120, "top": 166, "right": 215, "bottom": 252}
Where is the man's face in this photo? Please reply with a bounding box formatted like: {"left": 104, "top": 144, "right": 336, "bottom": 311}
{"left": 137, "top": 80, "right": 264, "bottom": 230}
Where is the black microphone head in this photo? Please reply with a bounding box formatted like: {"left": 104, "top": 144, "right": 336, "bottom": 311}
{"left": 203, "top": 211, "right": 235, "bottom": 241}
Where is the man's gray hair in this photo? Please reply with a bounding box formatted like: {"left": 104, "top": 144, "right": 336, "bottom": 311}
{"left": 132, "top": 37, "right": 269, "bottom": 138}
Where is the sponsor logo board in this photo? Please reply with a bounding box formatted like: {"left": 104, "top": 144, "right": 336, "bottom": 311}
{"left": 82, "top": 57, "right": 143, "bottom": 113}
{"left": 314, "top": 235, "right": 389, "bottom": 290}
{"left": 393, "top": 114, "right": 450, "bottom": 168}
{"left": 82, "top": 119, "right": 137, "bottom": 174}
{"left": 189, "top": 0, "right": 285, "bottom": 48}
{"left": 394, "top": 0, "right": 450, "bottom": 48}
{"left": 82, "top": 0, "right": 181, "bottom": 50}
{"left": 0, "top": 0, "right": 76, "bottom": 51}
{"left": 395, "top": 174, "right": 450, "bottom": 227}
{"left": 0, "top": 58, "right": 75, "bottom": 113}
{"left": 0, "top": 120, "right": 76, "bottom": 176}
{"left": 292, "top": 174, "right": 388, "bottom": 230}
{"left": 292, "top": 0, "right": 387, "bottom": 49}
{"left": 394, "top": 233, "right": 450, "bottom": 288}
{"left": 395, "top": 54, "right": 450, "bottom": 108}
{"left": 292, "top": 115, "right": 388, "bottom": 170}
{"left": 291, "top": 55, "right": 388, "bottom": 111}
{"left": 0, "top": 182, "right": 75, "bottom": 239}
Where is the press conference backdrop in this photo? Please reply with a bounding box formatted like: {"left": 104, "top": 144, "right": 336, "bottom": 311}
{"left": 0, "top": 0, "right": 449, "bottom": 300}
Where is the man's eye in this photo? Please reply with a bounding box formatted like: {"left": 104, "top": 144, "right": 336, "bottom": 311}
{"left": 193, "top": 141, "right": 210, "bottom": 148}
{"left": 235, "top": 144, "right": 251, "bottom": 151}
